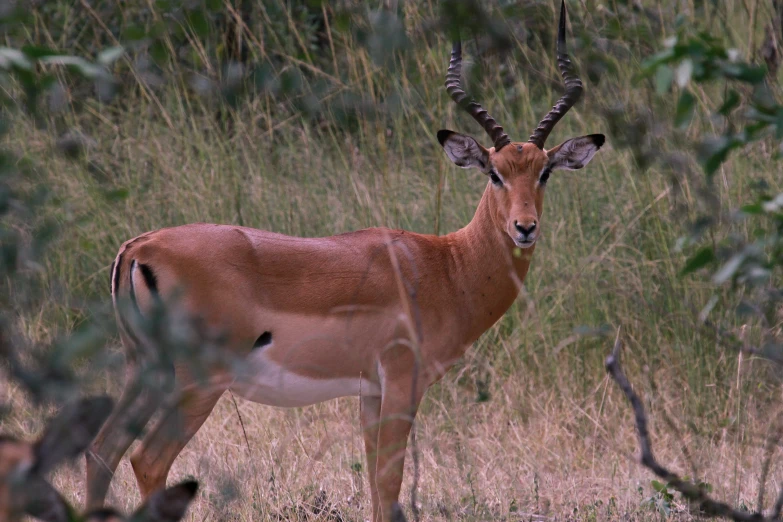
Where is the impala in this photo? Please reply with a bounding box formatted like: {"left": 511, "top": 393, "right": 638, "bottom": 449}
{"left": 85, "top": 2, "right": 604, "bottom": 520}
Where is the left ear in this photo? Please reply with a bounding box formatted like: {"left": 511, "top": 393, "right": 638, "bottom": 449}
{"left": 546, "top": 134, "right": 605, "bottom": 171}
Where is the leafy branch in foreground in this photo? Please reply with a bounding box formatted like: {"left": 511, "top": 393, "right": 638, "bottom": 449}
{"left": 638, "top": 24, "right": 782, "bottom": 363}
{"left": 0, "top": 396, "right": 198, "bottom": 522}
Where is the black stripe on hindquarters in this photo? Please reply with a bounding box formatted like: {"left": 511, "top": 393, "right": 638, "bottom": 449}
{"left": 253, "top": 331, "right": 273, "bottom": 350}
{"left": 138, "top": 263, "right": 159, "bottom": 297}
{"left": 113, "top": 253, "right": 123, "bottom": 297}
{"left": 114, "top": 255, "right": 142, "bottom": 347}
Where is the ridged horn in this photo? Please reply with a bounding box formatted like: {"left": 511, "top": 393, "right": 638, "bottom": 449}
{"left": 528, "top": 0, "right": 583, "bottom": 149}
{"left": 445, "top": 40, "right": 511, "bottom": 151}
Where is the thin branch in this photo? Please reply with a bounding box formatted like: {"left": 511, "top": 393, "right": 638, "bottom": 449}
{"left": 605, "top": 333, "right": 770, "bottom": 522}
{"left": 699, "top": 315, "right": 783, "bottom": 366}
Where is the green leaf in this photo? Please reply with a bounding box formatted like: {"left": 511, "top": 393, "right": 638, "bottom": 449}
{"left": 740, "top": 202, "right": 765, "bottom": 215}
{"left": 186, "top": 9, "right": 210, "bottom": 38}
{"left": 655, "top": 65, "right": 673, "bottom": 94}
{"left": 103, "top": 188, "right": 129, "bottom": 201}
{"left": 0, "top": 47, "right": 32, "bottom": 70}
{"left": 713, "top": 252, "right": 746, "bottom": 284}
{"left": 97, "top": 46, "right": 124, "bottom": 66}
{"left": 718, "top": 90, "right": 740, "bottom": 116}
{"left": 675, "top": 59, "right": 693, "bottom": 87}
{"left": 39, "top": 55, "right": 107, "bottom": 79}
{"left": 762, "top": 192, "right": 783, "bottom": 212}
{"left": 675, "top": 90, "right": 696, "bottom": 128}
{"left": 720, "top": 62, "right": 766, "bottom": 84}
{"left": 150, "top": 40, "right": 169, "bottom": 65}
{"left": 699, "top": 135, "right": 743, "bottom": 176}
{"left": 123, "top": 25, "right": 146, "bottom": 41}
{"left": 640, "top": 48, "right": 675, "bottom": 75}
{"left": 681, "top": 246, "right": 715, "bottom": 275}
{"left": 0, "top": 232, "right": 18, "bottom": 274}
{"left": 21, "top": 45, "right": 61, "bottom": 59}
{"left": 775, "top": 107, "right": 783, "bottom": 140}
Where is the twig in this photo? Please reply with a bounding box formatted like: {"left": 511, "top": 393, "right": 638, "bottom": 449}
{"left": 229, "top": 391, "right": 264, "bottom": 506}
{"left": 605, "top": 332, "right": 772, "bottom": 521}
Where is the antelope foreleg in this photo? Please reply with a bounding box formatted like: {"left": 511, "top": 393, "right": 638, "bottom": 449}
{"left": 361, "top": 395, "right": 382, "bottom": 522}
{"left": 375, "top": 379, "right": 423, "bottom": 522}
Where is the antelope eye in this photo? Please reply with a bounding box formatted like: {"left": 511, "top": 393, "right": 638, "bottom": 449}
{"left": 489, "top": 172, "right": 503, "bottom": 186}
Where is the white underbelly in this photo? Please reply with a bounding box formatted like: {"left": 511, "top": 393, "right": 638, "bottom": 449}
{"left": 229, "top": 350, "right": 381, "bottom": 408}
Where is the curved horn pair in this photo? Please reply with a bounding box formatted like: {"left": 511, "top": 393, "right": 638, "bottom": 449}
{"left": 445, "top": 0, "right": 583, "bottom": 151}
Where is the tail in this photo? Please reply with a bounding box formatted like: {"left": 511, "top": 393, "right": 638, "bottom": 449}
{"left": 109, "top": 238, "right": 160, "bottom": 357}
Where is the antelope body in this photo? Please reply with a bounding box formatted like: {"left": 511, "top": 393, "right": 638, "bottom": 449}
{"left": 85, "top": 3, "right": 604, "bottom": 521}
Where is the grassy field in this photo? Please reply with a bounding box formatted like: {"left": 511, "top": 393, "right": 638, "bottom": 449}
{"left": 2, "top": 0, "right": 783, "bottom": 520}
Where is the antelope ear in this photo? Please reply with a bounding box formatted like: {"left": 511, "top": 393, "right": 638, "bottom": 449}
{"left": 546, "top": 134, "right": 605, "bottom": 171}
{"left": 437, "top": 130, "right": 491, "bottom": 172}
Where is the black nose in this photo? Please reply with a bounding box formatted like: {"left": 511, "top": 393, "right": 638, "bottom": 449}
{"left": 514, "top": 221, "right": 537, "bottom": 236}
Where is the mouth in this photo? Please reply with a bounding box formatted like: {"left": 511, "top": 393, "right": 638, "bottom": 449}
{"left": 514, "top": 238, "right": 536, "bottom": 249}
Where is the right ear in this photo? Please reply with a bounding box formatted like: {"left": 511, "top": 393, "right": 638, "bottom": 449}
{"left": 437, "top": 130, "right": 491, "bottom": 173}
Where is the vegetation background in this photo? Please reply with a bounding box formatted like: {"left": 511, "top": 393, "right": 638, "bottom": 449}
{"left": 1, "top": 0, "right": 782, "bottom": 520}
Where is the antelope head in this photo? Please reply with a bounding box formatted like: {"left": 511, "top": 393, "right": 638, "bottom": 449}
{"left": 438, "top": 0, "right": 604, "bottom": 250}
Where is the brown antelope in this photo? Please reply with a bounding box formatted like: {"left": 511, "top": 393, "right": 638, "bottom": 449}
{"left": 85, "top": 2, "right": 604, "bottom": 520}
{"left": 0, "top": 397, "right": 197, "bottom": 522}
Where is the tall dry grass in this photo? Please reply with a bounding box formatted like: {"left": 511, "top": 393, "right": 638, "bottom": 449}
{"left": 2, "top": 0, "right": 783, "bottom": 519}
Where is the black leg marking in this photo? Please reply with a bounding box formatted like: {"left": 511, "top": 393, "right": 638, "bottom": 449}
{"left": 253, "top": 331, "right": 273, "bottom": 350}
{"left": 138, "top": 263, "right": 158, "bottom": 297}
{"left": 113, "top": 253, "right": 124, "bottom": 298}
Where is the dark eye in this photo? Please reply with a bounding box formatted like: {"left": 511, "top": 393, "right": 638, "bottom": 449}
{"left": 490, "top": 172, "right": 503, "bottom": 186}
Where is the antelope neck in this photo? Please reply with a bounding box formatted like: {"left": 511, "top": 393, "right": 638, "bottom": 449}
{"left": 443, "top": 184, "right": 534, "bottom": 346}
